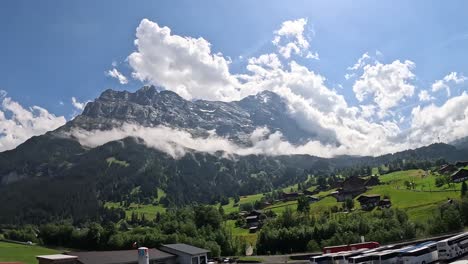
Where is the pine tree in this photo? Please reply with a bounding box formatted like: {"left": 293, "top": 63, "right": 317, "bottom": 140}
{"left": 461, "top": 181, "right": 467, "bottom": 197}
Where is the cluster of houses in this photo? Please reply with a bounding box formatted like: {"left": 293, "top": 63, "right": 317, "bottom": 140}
{"left": 325, "top": 175, "right": 391, "bottom": 211}
{"left": 238, "top": 191, "right": 321, "bottom": 233}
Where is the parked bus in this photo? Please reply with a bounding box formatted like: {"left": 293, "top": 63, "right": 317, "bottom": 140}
{"left": 323, "top": 242, "right": 381, "bottom": 254}
{"left": 310, "top": 254, "right": 335, "bottom": 264}
{"left": 397, "top": 242, "right": 438, "bottom": 264}
{"left": 347, "top": 253, "right": 375, "bottom": 264}
{"left": 437, "top": 232, "right": 468, "bottom": 261}
{"left": 332, "top": 249, "right": 369, "bottom": 264}
{"left": 370, "top": 250, "right": 400, "bottom": 264}
{"left": 343, "top": 247, "right": 394, "bottom": 264}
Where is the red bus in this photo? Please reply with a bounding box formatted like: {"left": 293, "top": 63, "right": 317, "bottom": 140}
{"left": 323, "top": 242, "right": 380, "bottom": 254}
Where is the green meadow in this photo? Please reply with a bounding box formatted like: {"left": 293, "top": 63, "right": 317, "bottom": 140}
{"left": 0, "top": 241, "right": 59, "bottom": 264}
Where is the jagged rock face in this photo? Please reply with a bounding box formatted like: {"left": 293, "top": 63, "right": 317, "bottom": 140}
{"left": 65, "top": 86, "right": 315, "bottom": 144}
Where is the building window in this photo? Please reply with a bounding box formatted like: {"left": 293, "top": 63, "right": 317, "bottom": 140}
{"left": 192, "top": 257, "right": 199, "bottom": 264}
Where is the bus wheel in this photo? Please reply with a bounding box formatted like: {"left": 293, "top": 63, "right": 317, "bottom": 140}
{"left": 421, "top": 261, "right": 426, "bottom": 264}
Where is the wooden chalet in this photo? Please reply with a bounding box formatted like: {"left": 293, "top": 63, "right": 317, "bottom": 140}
{"left": 245, "top": 210, "right": 263, "bottom": 229}
{"left": 439, "top": 164, "right": 458, "bottom": 174}
{"left": 357, "top": 194, "right": 381, "bottom": 210}
{"left": 304, "top": 189, "right": 319, "bottom": 196}
{"left": 378, "top": 199, "right": 392, "bottom": 209}
{"left": 281, "top": 191, "right": 301, "bottom": 201}
{"left": 332, "top": 177, "right": 367, "bottom": 202}
{"left": 451, "top": 169, "right": 468, "bottom": 183}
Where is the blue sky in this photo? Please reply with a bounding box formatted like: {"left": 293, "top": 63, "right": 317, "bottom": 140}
{"left": 1, "top": 0, "right": 468, "bottom": 155}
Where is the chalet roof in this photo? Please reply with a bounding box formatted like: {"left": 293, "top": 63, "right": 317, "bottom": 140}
{"left": 161, "top": 244, "right": 209, "bottom": 255}
{"left": 246, "top": 215, "right": 259, "bottom": 220}
{"left": 439, "top": 164, "right": 458, "bottom": 173}
{"left": 341, "top": 177, "right": 367, "bottom": 192}
{"left": 67, "top": 249, "right": 174, "bottom": 264}
{"left": 365, "top": 176, "right": 380, "bottom": 186}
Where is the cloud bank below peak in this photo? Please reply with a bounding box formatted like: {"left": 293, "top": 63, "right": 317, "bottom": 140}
{"left": 68, "top": 124, "right": 350, "bottom": 159}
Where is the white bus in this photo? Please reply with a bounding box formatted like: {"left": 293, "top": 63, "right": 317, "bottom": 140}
{"left": 347, "top": 253, "right": 375, "bottom": 264}
{"left": 332, "top": 249, "right": 369, "bottom": 264}
{"left": 347, "top": 247, "right": 396, "bottom": 264}
{"left": 437, "top": 232, "right": 468, "bottom": 261}
{"left": 397, "top": 242, "right": 438, "bottom": 264}
{"left": 371, "top": 250, "right": 400, "bottom": 264}
{"left": 310, "top": 254, "right": 336, "bottom": 264}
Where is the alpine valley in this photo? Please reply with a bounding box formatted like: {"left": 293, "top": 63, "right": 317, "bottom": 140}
{"left": 0, "top": 86, "right": 467, "bottom": 224}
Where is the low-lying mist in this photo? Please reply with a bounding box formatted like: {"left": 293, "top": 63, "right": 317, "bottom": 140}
{"left": 67, "top": 123, "right": 349, "bottom": 159}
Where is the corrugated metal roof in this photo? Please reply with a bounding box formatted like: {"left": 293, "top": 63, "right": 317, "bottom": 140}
{"left": 161, "top": 244, "right": 209, "bottom": 255}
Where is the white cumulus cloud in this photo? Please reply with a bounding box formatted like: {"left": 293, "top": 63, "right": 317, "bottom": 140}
{"left": 431, "top": 72, "right": 467, "bottom": 97}
{"left": 71, "top": 97, "right": 88, "bottom": 111}
{"left": 128, "top": 18, "right": 240, "bottom": 101}
{"left": 410, "top": 92, "right": 468, "bottom": 145}
{"left": 418, "top": 90, "right": 434, "bottom": 102}
{"left": 353, "top": 60, "right": 416, "bottom": 113}
{"left": 0, "top": 94, "right": 66, "bottom": 152}
{"left": 107, "top": 68, "right": 128, "bottom": 84}
{"left": 272, "top": 18, "right": 318, "bottom": 59}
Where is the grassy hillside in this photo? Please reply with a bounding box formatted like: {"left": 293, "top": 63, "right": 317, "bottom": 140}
{"left": 105, "top": 201, "right": 166, "bottom": 219}
{"left": 107, "top": 169, "right": 461, "bottom": 247}
{"left": 365, "top": 169, "right": 461, "bottom": 221}
{"left": 0, "top": 241, "right": 59, "bottom": 264}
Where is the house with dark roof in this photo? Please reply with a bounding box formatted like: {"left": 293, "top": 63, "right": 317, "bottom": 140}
{"left": 281, "top": 191, "right": 301, "bottom": 201}
{"left": 364, "top": 176, "right": 380, "bottom": 187}
{"left": 245, "top": 215, "right": 260, "bottom": 228}
{"left": 378, "top": 199, "right": 392, "bottom": 209}
{"left": 451, "top": 169, "right": 468, "bottom": 183}
{"left": 160, "top": 244, "right": 209, "bottom": 264}
{"left": 357, "top": 194, "right": 381, "bottom": 210}
{"left": 456, "top": 161, "right": 468, "bottom": 167}
{"left": 439, "top": 164, "right": 458, "bottom": 174}
{"left": 332, "top": 177, "right": 367, "bottom": 202}
{"left": 303, "top": 189, "right": 319, "bottom": 196}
